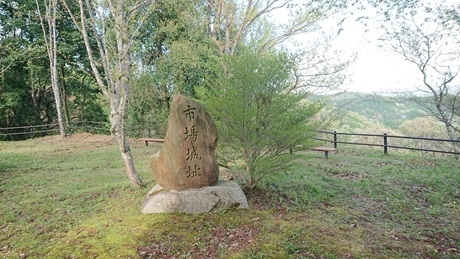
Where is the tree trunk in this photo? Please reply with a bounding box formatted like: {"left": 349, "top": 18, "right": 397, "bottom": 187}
{"left": 37, "top": 0, "right": 66, "bottom": 138}
{"left": 111, "top": 0, "right": 143, "bottom": 187}
{"left": 61, "top": 0, "right": 152, "bottom": 187}
{"left": 122, "top": 151, "right": 143, "bottom": 187}
{"left": 51, "top": 66, "right": 66, "bottom": 138}
{"left": 110, "top": 109, "right": 143, "bottom": 187}
{"left": 50, "top": 7, "right": 66, "bottom": 138}
{"left": 59, "top": 65, "right": 70, "bottom": 124}
{"left": 432, "top": 93, "right": 459, "bottom": 153}
{"left": 246, "top": 163, "right": 256, "bottom": 188}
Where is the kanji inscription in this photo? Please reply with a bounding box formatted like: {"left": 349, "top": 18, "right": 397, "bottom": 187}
{"left": 183, "top": 106, "right": 202, "bottom": 178}
{"left": 150, "top": 94, "right": 219, "bottom": 191}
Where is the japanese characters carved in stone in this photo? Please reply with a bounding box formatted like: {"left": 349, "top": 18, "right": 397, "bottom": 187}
{"left": 151, "top": 95, "right": 219, "bottom": 191}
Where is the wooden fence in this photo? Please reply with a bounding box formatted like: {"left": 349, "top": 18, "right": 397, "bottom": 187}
{"left": 0, "top": 121, "right": 157, "bottom": 141}
{"left": 0, "top": 121, "right": 108, "bottom": 140}
{"left": 2, "top": 123, "right": 459, "bottom": 156}
{"left": 313, "top": 130, "right": 460, "bottom": 156}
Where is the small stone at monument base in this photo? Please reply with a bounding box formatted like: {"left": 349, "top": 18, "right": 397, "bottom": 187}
{"left": 141, "top": 181, "right": 249, "bottom": 214}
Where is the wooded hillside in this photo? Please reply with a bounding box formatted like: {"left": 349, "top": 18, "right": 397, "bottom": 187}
{"left": 317, "top": 92, "right": 446, "bottom": 138}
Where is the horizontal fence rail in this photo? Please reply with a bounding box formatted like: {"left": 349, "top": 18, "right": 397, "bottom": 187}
{"left": 313, "top": 130, "right": 460, "bottom": 156}
{"left": 0, "top": 121, "right": 157, "bottom": 141}
{"left": 2, "top": 123, "right": 459, "bottom": 157}
{"left": 0, "top": 121, "right": 111, "bottom": 140}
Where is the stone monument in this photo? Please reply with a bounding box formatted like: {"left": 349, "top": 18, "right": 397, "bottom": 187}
{"left": 142, "top": 95, "right": 248, "bottom": 214}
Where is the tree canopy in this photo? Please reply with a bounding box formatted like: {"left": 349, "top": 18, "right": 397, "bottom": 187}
{"left": 0, "top": 0, "right": 104, "bottom": 140}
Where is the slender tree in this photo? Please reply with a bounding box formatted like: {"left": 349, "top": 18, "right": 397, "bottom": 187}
{"left": 0, "top": 0, "right": 57, "bottom": 134}
{"left": 36, "top": 0, "right": 66, "bottom": 138}
{"left": 62, "top": 0, "right": 156, "bottom": 187}
{"left": 378, "top": 0, "right": 460, "bottom": 152}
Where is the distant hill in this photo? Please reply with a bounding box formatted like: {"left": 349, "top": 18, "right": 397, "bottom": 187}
{"left": 315, "top": 92, "right": 431, "bottom": 131}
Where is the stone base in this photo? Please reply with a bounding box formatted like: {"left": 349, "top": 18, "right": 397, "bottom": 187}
{"left": 141, "top": 181, "right": 249, "bottom": 214}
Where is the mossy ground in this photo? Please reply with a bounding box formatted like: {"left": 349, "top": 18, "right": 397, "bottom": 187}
{"left": 0, "top": 134, "right": 458, "bottom": 258}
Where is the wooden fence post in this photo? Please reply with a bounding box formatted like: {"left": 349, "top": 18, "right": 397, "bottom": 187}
{"left": 29, "top": 125, "right": 33, "bottom": 139}
{"left": 333, "top": 131, "right": 337, "bottom": 148}
{"left": 384, "top": 133, "right": 388, "bottom": 155}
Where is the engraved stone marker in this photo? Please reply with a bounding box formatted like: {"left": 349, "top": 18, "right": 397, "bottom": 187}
{"left": 143, "top": 94, "right": 248, "bottom": 214}
{"left": 151, "top": 94, "right": 219, "bottom": 191}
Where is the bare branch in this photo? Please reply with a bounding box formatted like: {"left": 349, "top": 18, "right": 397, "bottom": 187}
{"left": 380, "top": 1, "right": 460, "bottom": 150}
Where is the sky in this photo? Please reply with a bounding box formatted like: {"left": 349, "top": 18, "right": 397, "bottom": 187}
{"left": 279, "top": 0, "right": 459, "bottom": 94}
{"left": 334, "top": 16, "right": 422, "bottom": 94}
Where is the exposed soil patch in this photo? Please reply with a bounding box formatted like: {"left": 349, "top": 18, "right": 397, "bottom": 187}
{"left": 41, "top": 133, "right": 114, "bottom": 143}
{"left": 138, "top": 224, "right": 260, "bottom": 258}
{"left": 244, "top": 186, "right": 287, "bottom": 211}
{"left": 327, "top": 171, "right": 369, "bottom": 181}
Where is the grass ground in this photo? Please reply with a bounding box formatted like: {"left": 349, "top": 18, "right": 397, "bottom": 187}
{"left": 0, "top": 133, "right": 458, "bottom": 258}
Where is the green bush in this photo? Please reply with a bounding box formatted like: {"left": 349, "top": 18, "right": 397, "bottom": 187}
{"left": 198, "top": 49, "right": 321, "bottom": 188}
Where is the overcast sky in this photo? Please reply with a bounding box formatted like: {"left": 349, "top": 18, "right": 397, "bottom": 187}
{"left": 275, "top": 0, "right": 459, "bottom": 95}
{"left": 329, "top": 0, "right": 459, "bottom": 94}
{"left": 334, "top": 16, "right": 422, "bottom": 94}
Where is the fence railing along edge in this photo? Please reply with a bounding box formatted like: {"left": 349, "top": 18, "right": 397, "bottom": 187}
{"left": 313, "top": 130, "right": 460, "bottom": 156}
{"left": 0, "top": 121, "right": 110, "bottom": 140}
{"left": 0, "top": 121, "right": 159, "bottom": 141}
{"left": 2, "top": 124, "right": 459, "bottom": 156}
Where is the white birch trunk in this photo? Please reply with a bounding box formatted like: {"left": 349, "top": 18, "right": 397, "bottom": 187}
{"left": 37, "top": 0, "right": 66, "bottom": 138}
{"left": 61, "top": 0, "right": 152, "bottom": 187}
{"left": 111, "top": 0, "right": 143, "bottom": 187}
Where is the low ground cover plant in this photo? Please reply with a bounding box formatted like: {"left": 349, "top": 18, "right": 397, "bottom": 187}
{"left": 0, "top": 134, "right": 458, "bottom": 258}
